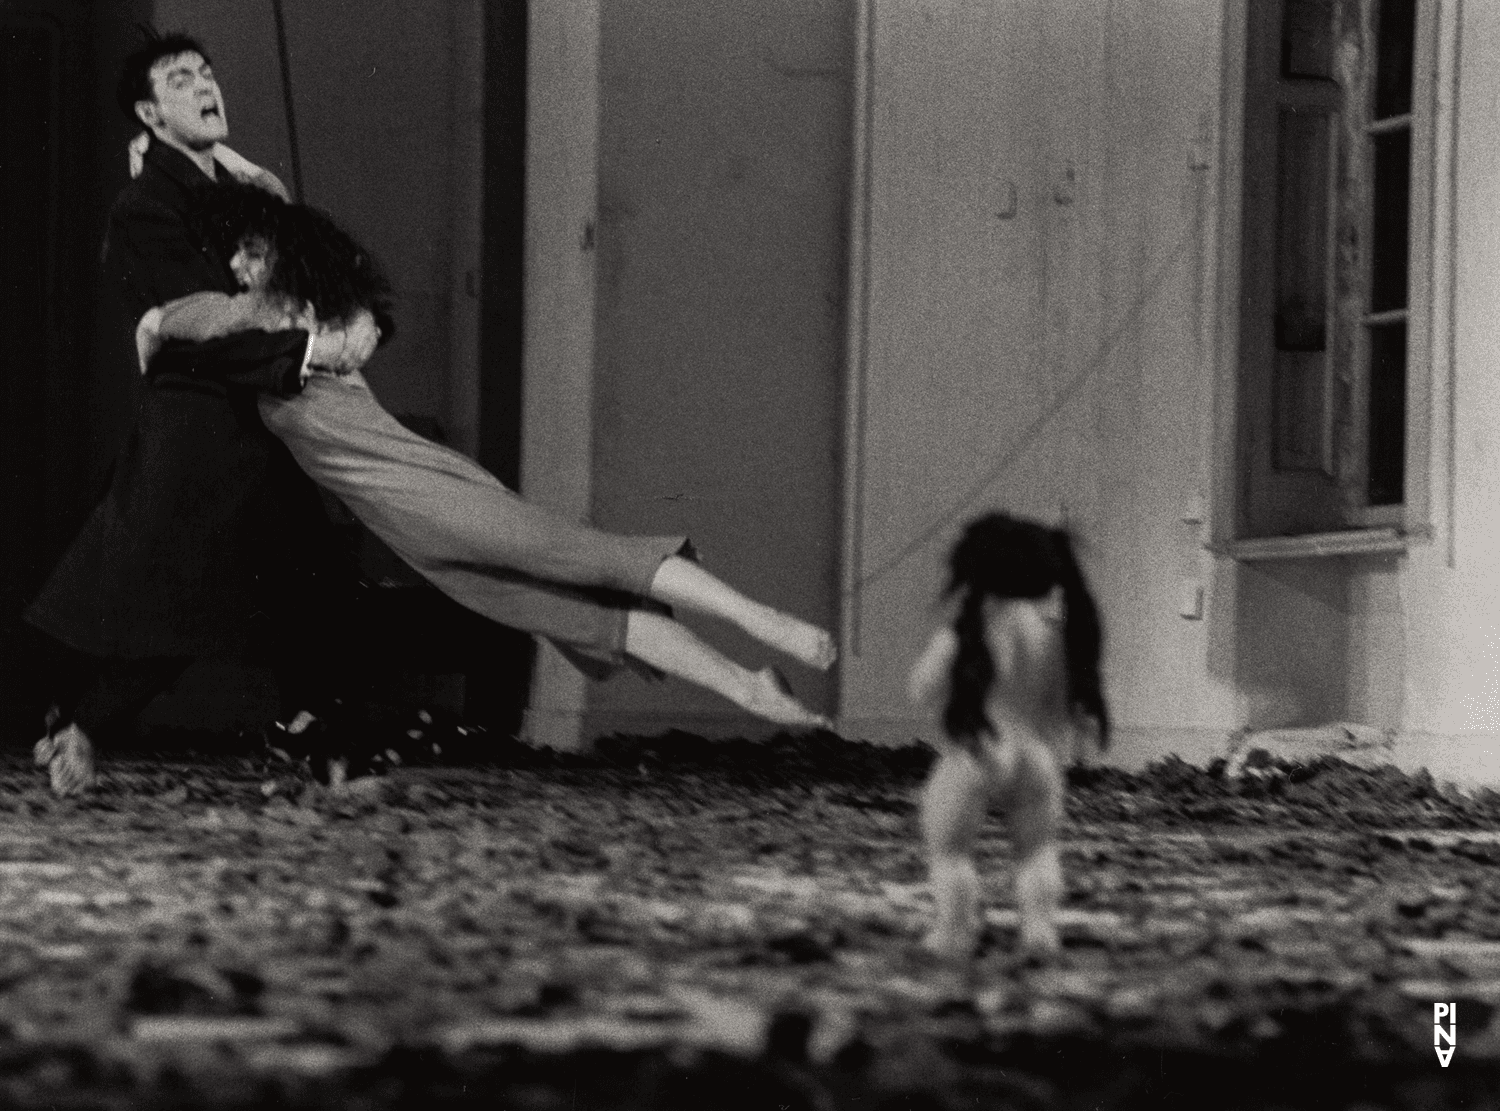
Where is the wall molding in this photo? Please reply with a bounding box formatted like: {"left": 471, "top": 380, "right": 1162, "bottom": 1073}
{"left": 837, "top": 0, "right": 875, "bottom": 676}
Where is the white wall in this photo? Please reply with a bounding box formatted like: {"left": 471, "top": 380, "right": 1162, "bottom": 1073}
{"left": 1394, "top": 0, "right": 1500, "bottom": 784}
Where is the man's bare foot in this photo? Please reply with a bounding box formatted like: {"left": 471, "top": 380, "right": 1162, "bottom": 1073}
{"left": 743, "top": 606, "right": 838, "bottom": 671}
{"left": 743, "top": 666, "right": 833, "bottom": 729}
{"left": 44, "top": 723, "right": 97, "bottom": 797}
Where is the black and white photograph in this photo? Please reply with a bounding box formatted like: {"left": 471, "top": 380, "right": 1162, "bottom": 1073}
{"left": 1, "top": 0, "right": 1497, "bottom": 1107}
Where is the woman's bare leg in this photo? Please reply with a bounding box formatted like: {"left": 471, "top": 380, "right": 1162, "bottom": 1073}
{"left": 647, "top": 557, "right": 836, "bottom": 670}
{"left": 623, "top": 610, "right": 832, "bottom": 728}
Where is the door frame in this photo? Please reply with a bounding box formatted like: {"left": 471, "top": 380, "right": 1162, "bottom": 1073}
{"left": 515, "top": 0, "right": 602, "bottom": 750}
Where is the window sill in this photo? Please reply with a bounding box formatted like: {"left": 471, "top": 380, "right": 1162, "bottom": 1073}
{"left": 1211, "top": 527, "right": 1412, "bottom": 562}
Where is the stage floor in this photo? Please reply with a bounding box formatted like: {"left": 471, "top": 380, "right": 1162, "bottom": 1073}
{"left": 0, "top": 735, "right": 1495, "bottom": 1108}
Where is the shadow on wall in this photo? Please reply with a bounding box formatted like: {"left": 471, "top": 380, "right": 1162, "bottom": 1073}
{"left": 1232, "top": 558, "right": 1352, "bottom": 728}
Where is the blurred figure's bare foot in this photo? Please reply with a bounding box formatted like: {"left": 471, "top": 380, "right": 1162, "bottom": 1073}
{"left": 1018, "top": 918, "right": 1062, "bottom": 959}
{"left": 921, "top": 924, "right": 978, "bottom": 963}
{"left": 744, "top": 667, "right": 833, "bottom": 729}
{"left": 42, "top": 723, "right": 97, "bottom": 797}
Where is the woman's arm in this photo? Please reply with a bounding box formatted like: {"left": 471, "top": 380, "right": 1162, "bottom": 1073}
{"left": 159, "top": 293, "right": 374, "bottom": 373}
{"left": 157, "top": 291, "right": 293, "bottom": 343}
{"left": 136, "top": 292, "right": 298, "bottom": 375}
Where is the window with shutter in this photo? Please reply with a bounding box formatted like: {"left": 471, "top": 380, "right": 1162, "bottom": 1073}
{"left": 1235, "top": 0, "right": 1432, "bottom": 541}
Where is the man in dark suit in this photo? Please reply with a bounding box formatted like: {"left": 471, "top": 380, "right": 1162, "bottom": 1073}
{"left": 25, "top": 33, "right": 375, "bottom": 795}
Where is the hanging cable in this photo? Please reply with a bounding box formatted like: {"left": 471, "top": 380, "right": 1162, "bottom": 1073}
{"left": 849, "top": 224, "right": 1197, "bottom": 595}
{"left": 271, "top": 0, "right": 305, "bottom": 202}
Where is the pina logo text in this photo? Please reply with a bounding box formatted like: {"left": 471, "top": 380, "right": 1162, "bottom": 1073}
{"left": 1435, "top": 1003, "right": 1456, "bottom": 1067}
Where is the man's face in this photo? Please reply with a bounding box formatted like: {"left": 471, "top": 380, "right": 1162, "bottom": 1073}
{"left": 137, "top": 52, "right": 227, "bottom": 150}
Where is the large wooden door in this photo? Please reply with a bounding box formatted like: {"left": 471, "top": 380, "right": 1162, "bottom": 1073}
{"left": 839, "top": 0, "right": 1109, "bottom": 743}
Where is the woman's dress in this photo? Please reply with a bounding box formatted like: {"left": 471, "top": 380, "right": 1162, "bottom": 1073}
{"left": 257, "top": 371, "right": 688, "bottom": 673}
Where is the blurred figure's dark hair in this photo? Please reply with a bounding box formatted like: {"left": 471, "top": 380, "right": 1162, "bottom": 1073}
{"left": 198, "top": 181, "right": 395, "bottom": 341}
{"left": 942, "top": 512, "right": 1109, "bottom": 747}
{"left": 116, "top": 30, "right": 211, "bottom": 123}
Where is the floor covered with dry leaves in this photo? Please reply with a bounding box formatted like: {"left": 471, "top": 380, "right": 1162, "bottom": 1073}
{"left": 1, "top": 733, "right": 1499, "bottom": 1109}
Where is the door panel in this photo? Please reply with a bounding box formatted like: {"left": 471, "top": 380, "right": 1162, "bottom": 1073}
{"left": 842, "top": 0, "right": 1050, "bottom": 738}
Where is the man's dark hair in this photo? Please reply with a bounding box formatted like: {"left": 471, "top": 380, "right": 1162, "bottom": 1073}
{"left": 116, "top": 30, "right": 212, "bottom": 123}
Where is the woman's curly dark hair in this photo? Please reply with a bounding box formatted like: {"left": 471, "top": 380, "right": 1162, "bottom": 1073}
{"left": 196, "top": 181, "right": 395, "bottom": 341}
{"left": 941, "top": 512, "right": 1109, "bottom": 748}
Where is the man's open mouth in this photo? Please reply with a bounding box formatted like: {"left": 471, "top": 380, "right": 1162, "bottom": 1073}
{"left": 201, "top": 106, "right": 221, "bottom": 120}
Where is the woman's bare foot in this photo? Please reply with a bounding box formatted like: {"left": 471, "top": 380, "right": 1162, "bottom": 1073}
{"left": 42, "top": 723, "right": 97, "bottom": 798}
{"left": 743, "top": 666, "right": 833, "bottom": 729}
{"left": 645, "top": 558, "right": 837, "bottom": 669}
{"left": 742, "top": 606, "right": 838, "bottom": 671}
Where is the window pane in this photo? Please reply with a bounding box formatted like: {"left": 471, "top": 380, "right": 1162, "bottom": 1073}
{"left": 1367, "top": 320, "right": 1406, "bottom": 505}
{"left": 1275, "top": 109, "right": 1329, "bottom": 351}
{"left": 1370, "top": 128, "right": 1410, "bottom": 313}
{"left": 1281, "top": 0, "right": 1334, "bottom": 79}
{"left": 1375, "top": 0, "right": 1417, "bottom": 119}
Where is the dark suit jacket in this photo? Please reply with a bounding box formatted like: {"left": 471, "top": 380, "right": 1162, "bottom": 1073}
{"left": 26, "top": 142, "right": 329, "bottom": 659}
